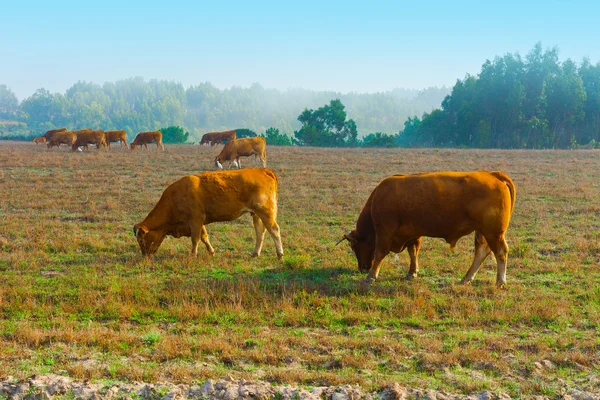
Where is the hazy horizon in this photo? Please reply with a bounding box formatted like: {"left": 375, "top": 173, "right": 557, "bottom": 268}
{"left": 3, "top": 1, "right": 599, "bottom": 100}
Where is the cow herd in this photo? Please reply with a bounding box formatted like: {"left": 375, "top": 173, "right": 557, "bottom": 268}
{"left": 33, "top": 128, "right": 164, "bottom": 152}
{"left": 35, "top": 128, "right": 517, "bottom": 287}
{"left": 132, "top": 135, "right": 517, "bottom": 287}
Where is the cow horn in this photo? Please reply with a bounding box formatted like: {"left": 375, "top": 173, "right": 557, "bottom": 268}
{"left": 335, "top": 237, "right": 347, "bottom": 246}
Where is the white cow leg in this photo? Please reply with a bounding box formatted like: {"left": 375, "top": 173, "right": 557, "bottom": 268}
{"left": 461, "top": 232, "right": 492, "bottom": 284}
{"left": 492, "top": 237, "right": 509, "bottom": 288}
{"left": 200, "top": 225, "right": 215, "bottom": 255}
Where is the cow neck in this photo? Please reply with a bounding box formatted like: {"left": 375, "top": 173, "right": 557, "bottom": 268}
{"left": 141, "top": 195, "right": 172, "bottom": 232}
{"left": 355, "top": 194, "right": 375, "bottom": 240}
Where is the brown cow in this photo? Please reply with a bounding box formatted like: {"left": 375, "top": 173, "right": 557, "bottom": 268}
{"left": 200, "top": 130, "right": 237, "bottom": 146}
{"left": 339, "top": 171, "right": 516, "bottom": 287}
{"left": 42, "top": 128, "right": 67, "bottom": 141}
{"left": 105, "top": 130, "right": 129, "bottom": 149}
{"left": 133, "top": 168, "right": 284, "bottom": 260}
{"left": 130, "top": 131, "right": 164, "bottom": 151}
{"left": 72, "top": 130, "right": 108, "bottom": 152}
{"left": 215, "top": 137, "right": 266, "bottom": 169}
{"left": 33, "top": 137, "right": 46, "bottom": 144}
{"left": 47, "top": 131, "right": 77, "bottom": 150}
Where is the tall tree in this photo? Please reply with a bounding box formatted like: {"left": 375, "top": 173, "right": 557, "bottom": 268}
{"left": 0, "top": 85, "right": 19, "bottom": 119}
{"left": 579, "top": 59, "right": 600, "bottom": 143}
{"left": 294, "top": 99, "right": 357, "bottom": 146}
{"left": 545, "top": 59, "right": 586, "bottom": 147}
{"left": 160, "top": 126, "right": 190, "bottom": 143}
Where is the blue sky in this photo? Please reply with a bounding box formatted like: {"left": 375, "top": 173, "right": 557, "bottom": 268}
{"left": 2, "top": 0, "right": 599, "bottom": 100}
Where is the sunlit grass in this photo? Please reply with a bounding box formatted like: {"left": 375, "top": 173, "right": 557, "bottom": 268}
{"left": 1, "top": 142, "right": 599, "bottom": 396}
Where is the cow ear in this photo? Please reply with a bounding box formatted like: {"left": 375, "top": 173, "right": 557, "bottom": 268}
{"left": 133, "top": 225, "right": 148, "bottom": 238}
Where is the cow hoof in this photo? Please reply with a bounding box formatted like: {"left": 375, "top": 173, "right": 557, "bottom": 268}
{"left": 277, "top": 255, "right": 284, "bottom": 261}
{"left": 364, "top": 276, "right": 376, "bottom": 284}
{"left": 459, "top": 279, "right": 472, "bottom": 285}
{"left": 406, "top": 274, "right": 417, "bottom": 280}
{"left": 251, "top": 252, "right": 259, "bottom": 258}
{"left": 496, "top": 282, "right": 507, "bottom": 289}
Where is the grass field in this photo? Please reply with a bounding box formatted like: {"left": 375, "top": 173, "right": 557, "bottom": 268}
{"left": 1, "top": 142, "right": 599, "bottom": 397}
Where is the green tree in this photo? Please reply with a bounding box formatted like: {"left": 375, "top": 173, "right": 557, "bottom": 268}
{"left": 20, "top": 88, "right": 63, "bottom": 132}
{"left": 362, "top": 132, "right": 397, "bottom": 147}
{"left": 159, "top": 126, "right": 190, "bottom": 143}
{"left": 262, "top": 127, "right": 292, "bottom": 146}
{"left": 235, "top": 128, "right": 257, "bottom": 138}
{"left": 545, "top": 59, "right": 587, "bottom": 148}
{"left": 579, "top": 58, "right": 600, "bottom": 143}
{"left": 294, "top": 99, "right": 358, "bottom": 146}
{"left": 0, "top": 85, "right": 19, "bottom": 119}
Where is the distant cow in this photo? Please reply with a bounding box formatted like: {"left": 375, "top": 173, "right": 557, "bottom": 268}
{"left": 47, "top": 131, "right": 77, "bottom": 150}
{"left": 130, "top": 131, "right": 164, "bottom": 151}
{"left": 339, "top": 171, "right": 516, "bottom": 287}
{"left": 33, "top": 137, "right": 46, "bottom": 144}
{"left": 200, "top": 130, "right": 237, "bottom": 146}
{"left": 133, "top": 168, "right": 283, "bottom": 260}
{"left": 72, "top": 130, "right": 108, "bottom": 152}
{"left": 42, "top": 128, "right": 67, "bottom": 141}
{"left": 105, "top": 130, "right": 129, "bottom": 149}
{"left": 215, "top": 137, "right": 266, "bottom": 169}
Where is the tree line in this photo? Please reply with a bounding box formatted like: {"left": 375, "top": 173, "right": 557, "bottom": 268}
{"left": 2, "top": 43, "right": 598, "bottom": 149}
{"left": 0, "top": 79, "right": 447, "bottom": 144}
{"left": 400, "top": 43, "right": 600, "bottom": 149}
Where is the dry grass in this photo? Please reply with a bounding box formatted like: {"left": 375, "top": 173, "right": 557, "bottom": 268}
{"left": 1, "top": 142, "right": 599, "bottom": 396}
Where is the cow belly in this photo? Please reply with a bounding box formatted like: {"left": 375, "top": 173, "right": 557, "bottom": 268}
{"left": 395, "top": 218, "right": 476, "bottom": 246}
{"left": 204, "top": 209, "right": 249, "bottom": 224}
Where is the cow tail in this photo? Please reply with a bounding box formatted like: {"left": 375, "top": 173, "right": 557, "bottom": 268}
{"left": 491, "top": 171, "right": 516, "bottom": 214}
{"left": 263, "top": 168, "right": 279, "bottom": 203}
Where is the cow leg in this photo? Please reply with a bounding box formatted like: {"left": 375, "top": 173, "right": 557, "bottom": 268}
{"left": 191, "top": 224, "right": 214, "bottom": 256}
{"left": 406, "top": 237, "right": 423, "bottom": 280}
{"left": 460, "top": 232, "right": 492, "bottom": 285}
{"left": 251, "top": 214, "right": 267, "bottom": 257}
{"left": 190, "top": 224, "right": 201, "bottom": 256}
{"left": 200, "top": 225, "right": 215, "bottom": 255}
{"left": 237, "top": 158, "right": 241, "bottom": 169}
{"left": 366, "top": 235, "right": 393, "bottom": 282}
{"left": 486, "top": 234, "right": 509, "bottom": 288}
{"left": 256, "top": 212, "right": 283, "bottom": 260}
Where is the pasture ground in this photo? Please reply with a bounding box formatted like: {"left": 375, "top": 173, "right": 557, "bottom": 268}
{"left": 0, "top": 142, "right": 599, "bottom": 397}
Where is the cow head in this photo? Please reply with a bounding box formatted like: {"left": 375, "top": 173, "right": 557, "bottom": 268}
{"left": 339, "top": 230, "right": 374, "bottom": 273}
{"left": 130, "top": 143, "right": 137, "bottom": 150}
{"left": 215, "top": 156, "right": 224, "bottom": 169}
{"left": 133, "top": 224, "right": 165, "bottom": 256}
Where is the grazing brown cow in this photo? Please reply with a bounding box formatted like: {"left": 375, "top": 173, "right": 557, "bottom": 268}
{"left": 200, "top": 130, "right": 237, "bottom": 146}
{"left": 339, "top": 171, "right": 516, "bottom": 287}
{"left": 130, "top": 131, "right": 164, "bottom": 151}
{"left": 47, "top": 131, "right": 77, "bottom": 150}
{"left": 72, "top": 130, "right": 108, "bottom": 152}
{"left": 42, "top": 128, "right": 67, "bottom": 141}
{"left": 32, "top": 137, "right": 46, "bottom": 144}
{"left": 215, "top": 137, "right": 266, "bottom": 169}
{"left": 105, "top": 130, "right": 129, "bottom": 148}
{"left": 133, "top": 168, "right": 284, "bottom": 260}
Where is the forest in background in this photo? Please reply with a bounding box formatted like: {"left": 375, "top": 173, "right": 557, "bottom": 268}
{"left": 1, "top": 44, "right": 599, "bottom": 149}
{"left": 0, "top": 80, "right": 448, "bottom": 142}
{"left": 401, "top": 43, "right": 600, "bottom": 149}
